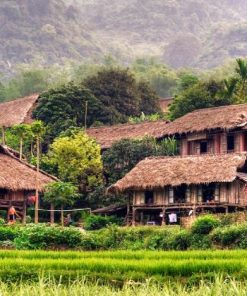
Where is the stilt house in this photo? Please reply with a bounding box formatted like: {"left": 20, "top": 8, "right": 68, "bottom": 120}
{"left": 0, "top": 145, "right": 56, "bottom": 221}
{"left": 108, "top": 103, "right": 247, "bottom": 225}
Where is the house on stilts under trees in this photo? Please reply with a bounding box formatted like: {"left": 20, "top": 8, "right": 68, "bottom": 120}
{"left": 0, "top": 145, "right": 56, "bottom": 222}
{"left": 108, "top": 103, "right": 247, "bottom": 226}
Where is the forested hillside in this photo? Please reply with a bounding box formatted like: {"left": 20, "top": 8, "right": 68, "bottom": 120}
{"left": 1, "top": 0, "right": 247, "bottom": 77}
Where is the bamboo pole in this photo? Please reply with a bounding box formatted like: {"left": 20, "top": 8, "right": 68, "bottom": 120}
{"left": 84, "top": 101, "right": 88, "bottom": 131}
{"left": 34, "top": 137, "right": 40, "bottom": 224}
{"left": 50, "top": 203, "right": 55, "bottom": 225}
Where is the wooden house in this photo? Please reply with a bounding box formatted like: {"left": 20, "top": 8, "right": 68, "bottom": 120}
{"left": 0, "top": 145, "right": 56, "bottom": 221}
{"left": 0, "top": 94, "right": 39, "bottom": 144}
{"left": 163, "top": 104, "right": 247, "bottom": 156}
{"left": 108, "top": 154, "right": 247, "bottom": 225}
{"left": 86, "top": 120, "right": 169, "bottom": 150}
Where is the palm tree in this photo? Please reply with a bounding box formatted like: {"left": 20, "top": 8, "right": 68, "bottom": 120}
{"left": 235, "top": 58, "right": 247, "bottom": 103}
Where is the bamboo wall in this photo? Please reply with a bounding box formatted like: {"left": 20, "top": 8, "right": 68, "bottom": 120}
{"left": 180, "top": 131, "right": 247, "bottom": 156}
{"left": 132, "top": 181, "right": 247, "bottom": 206}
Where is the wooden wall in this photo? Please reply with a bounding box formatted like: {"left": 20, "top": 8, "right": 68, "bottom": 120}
{"left": 132, "top": 181, "right": 247, "bottom": 206}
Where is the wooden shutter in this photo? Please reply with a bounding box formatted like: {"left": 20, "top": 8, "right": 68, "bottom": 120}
{"left": 235, "top": 133, "right": 240, "bottom": 153}
{"left": 215, "top": 184, "right": 220, "bottom": 202}
{"left": 221, "top": 133, "right": 227, "bottom": 154}
{"left": 169, "top": 187, "right": 174, "bottom": 204}
{"left": 197, "top": 186, "right": 202, "bottom": 203}
{"left": 186, "top": 186, "right": 191, "bottom": 203}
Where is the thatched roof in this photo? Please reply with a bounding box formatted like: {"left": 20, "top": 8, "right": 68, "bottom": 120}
{"left": 0, "top": 94, "right": 39, "bottom": 127}
{"left": 87, "top": 120, "right": 169, "bottom": 149}
{"left": 159, "top": 97, "right": 173, "bottom": 113}
{"left": 164, "top": 103, "right": 247, "bottom": 136}
{"left": 108, "top": 154, "right": 247, "bottom": 193}
{"left": 0, "top": 145, "right": 57, "bottom": 191}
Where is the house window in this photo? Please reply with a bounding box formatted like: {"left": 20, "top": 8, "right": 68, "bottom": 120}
{"left": 227, "top": 134, "right": 235, "bottom": 152}
{"left": 174, "top": 184, "right": 186, "bottom": 203}
{"left": 200, "top": 141, "right": 208, "bottom": 154}
{"left": 202, "top": 184, "right": 216, "bottom": 203}
{"left": 168, "top": 187, "right": 174, "bottom": 204}
{"left": 145, "top": 191, "right": 154, "bottom": 204}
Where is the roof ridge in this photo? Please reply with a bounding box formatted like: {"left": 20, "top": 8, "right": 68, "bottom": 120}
{"left": 189, "top": 103, "right": 247, "bottom": 114}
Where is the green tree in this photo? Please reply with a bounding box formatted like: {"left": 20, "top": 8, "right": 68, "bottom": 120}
{"left": 12, "top": 124, "right": 31, "bottom": 160}
{"left": 44, "top": 181, "right": 79, "bottom": 226}
{"left": 137, "top": 81, "right": 161, "bottom": 115}
{"left": 103, "top": 137, "right": 177, "bottom": 184}
{"left": 235, "top": 58, "right": 247, "bottom": 103}
{"left": 168, "top": 80, "right": 231, "bottom": 120}
{"left": 47, "top": 131, "right": 103, "bottom": 190}
{"left": 85, "top": 67, "right": 159, "bottom": 123}
{"left": 33, "top": 82, "right": 106, "bottom": 141}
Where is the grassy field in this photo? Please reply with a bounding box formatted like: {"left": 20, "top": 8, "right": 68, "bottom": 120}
{"left": 1, "top": 250, "right": 247, "bottom": 283}
{"left": 0, "top": 276, "right": 247, "bottom": 296}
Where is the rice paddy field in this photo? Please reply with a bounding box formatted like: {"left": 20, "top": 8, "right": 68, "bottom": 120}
{"left": 2, "top": 249, "right": 247, "bottom": 295}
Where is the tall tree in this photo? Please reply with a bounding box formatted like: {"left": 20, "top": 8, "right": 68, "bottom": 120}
{"left": 44, "top": 181, "right": 79, "bottom": 226}
{"left": 47, "top": 131, "right": 103, "bottom": 191}
{"left": 33, "top": 83, "right": 106, "bottom": 141}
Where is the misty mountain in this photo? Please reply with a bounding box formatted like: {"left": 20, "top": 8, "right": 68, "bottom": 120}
{"left": 1, "top": 0, "right": 247, "bottom": 76}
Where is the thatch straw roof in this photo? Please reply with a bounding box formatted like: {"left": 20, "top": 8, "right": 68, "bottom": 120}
{"left": 159, "top": 97, "right": 173, "bottom": 113}
{"left": 164, "top": 103, "right": 247, "bottom": 136}
{"left": 0, "top": 145, "right": 57, "bottom": 191}
{"left": 87, "top": 120, "right": 169, "bottom": 149}
{"left": 0, "top": 94, "right": 39, "bottom": 127}
{"left": 108, "top": 154, "right": 247, "bottom": 193}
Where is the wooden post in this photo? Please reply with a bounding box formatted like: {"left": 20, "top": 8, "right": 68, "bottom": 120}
{"left": 1, "top": 126, "right": 6, "bottom": 145}
{"left": 61, "top": 205, "right": 64, "bottom": 227}
{"left": 132, "top": 208, "right": 136, "bottom": 226}
{"left": 162, "top": 207, "right": 166, "bottom": 225}
{"left": 84, "top": 101, "right": 88, "bottom": 131}
{"left": 50, "top": 203, "right": 55, "bottom": 225}
{"left": 34, "top": 137, "right": 40, "bottom": 224}
{"left": 22, "top": 198, "right": 27, "bottom": 225}
{"left": 20, "top": 137, "right": 23, "bottom": 160}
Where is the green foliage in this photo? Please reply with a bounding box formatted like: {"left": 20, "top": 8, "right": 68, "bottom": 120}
{"left": 103, "top": 137, "right": 178, "bottom": 184}
{"left": 85, "top": 68, "right": 160, "bottom": 124}
{"left": 191, "top": 215, "right": 220, "bottom": 235}
{"left": 168, "top": 80, "right": 231, "bottom": 120}
{"left": 14, "top": 224, "right": 82, "bottom": 250}
{"left": 33, "top": 83, "right": 105, "bottom": 140}
{"left": 44, "top": 181, "right": 79, "bottom": 208}
{"left": 47, "top": 132, "right": 102, "bottom": 188}
{"left": 84, "top": 215, "right": 122, "bottom": 231}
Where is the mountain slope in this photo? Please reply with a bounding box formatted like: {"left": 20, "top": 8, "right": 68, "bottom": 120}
{"left": 1, "top": 0, "right": 247, "bottom": 75}
{"left": 0, "top": 0, "right": 102, "bottom": 75}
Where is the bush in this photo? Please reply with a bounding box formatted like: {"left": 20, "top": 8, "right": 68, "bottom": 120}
{"left": 14, "top": 224, "right": 82, "bottom": 250}
{"left": 191, "top": 215, "right": 220, "bottom": 235}
{"left": 211, "top": 224, "right": 245, "bottom": 248}
{"left": 84, "top": 215, "right": 122, "bottom": 231}
{"left": 0, "top": 226, "right": 18, "bottom": 241}
{"left": 190, "top": 234, "right": 212, "bottom": 249}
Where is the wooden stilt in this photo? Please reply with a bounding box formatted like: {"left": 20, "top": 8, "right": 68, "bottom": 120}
{"left": 132, "top": 208, "right": 136, "bottom": 226}
{"left": 162, "top": 207, "right": 166, "bottom": 225}
{"left": 1, "top": 126, "right": 6, "bottom": 145}
{"left": 22, "top": 198, "right": 27, "bottom": 225}
{"left": 50, "top": 203, "right": 55, "bottom": 225}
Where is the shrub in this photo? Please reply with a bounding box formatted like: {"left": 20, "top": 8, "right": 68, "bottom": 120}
{"left": 190, "top": 234, "right": 212, "bottom": 249}
{"left": 211, "top": 224, "right": 245, "bottom": 247}
{"left": 0, "top": 226, "right": 18, "bottom": 241}
{"left": 191, "top": 215, "right": 220, "bottom": 235}
{"left": 14, "top": 224, "right": 82, "bottom": 250}
{"left": 84, "top": 215, "right": 122, "bottom": 231}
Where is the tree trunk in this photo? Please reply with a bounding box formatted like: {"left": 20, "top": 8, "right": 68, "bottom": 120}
{"left": 50, "top": 203, "right": 55, "bottom": 225}
{"left": 35, "top": 137, "right": 40, "bottom": 224}
{"left": 61, "top": 205, "right": 64, "bottom": 227}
